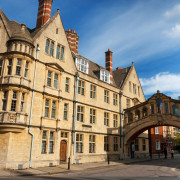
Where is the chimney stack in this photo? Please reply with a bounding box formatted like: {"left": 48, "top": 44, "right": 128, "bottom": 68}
{"left": 36, "top": 0, "right": 53, "bottom": 29}
{"left": 105, "top": 49, "right": 113, "bottom": 82}
{"left": 65, "top": 29, "right": 79, "bottom": 54}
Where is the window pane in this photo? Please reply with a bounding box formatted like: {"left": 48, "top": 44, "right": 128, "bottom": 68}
{"left": 45, "top": 39, "right": 50, "bottom": 54}
{"left": 50, "top": 41, "right": 54, "bottom": 56}
{"left": 56, "top": 45, "right": 60, "bottom": 59}
{"left": 60, "top": 47, "right": 64, "bottom": 60}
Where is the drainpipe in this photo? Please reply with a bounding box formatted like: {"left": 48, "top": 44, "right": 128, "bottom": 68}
{"left": 119, "top": 91, "right": 122, "bottom": 148}
{"left": 73, "top": 71, "right": 79, "bottom": 164}
{"left": 28, "top": 45, "right": 40, "bottom": 168}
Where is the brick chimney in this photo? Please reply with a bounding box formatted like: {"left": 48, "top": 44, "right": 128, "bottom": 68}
{"left": 65, "top": 29, "right": 79, "bottom": 54}
{"left": 105, "top": 49, "right": 113, "bottom": 82}
{"left": 36, "top": 0, "right": 53, "bottom": 29}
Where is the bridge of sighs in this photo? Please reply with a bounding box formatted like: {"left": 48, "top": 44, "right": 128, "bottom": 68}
{"left": 124, "top": 91, "right": 180, "bottom": 148}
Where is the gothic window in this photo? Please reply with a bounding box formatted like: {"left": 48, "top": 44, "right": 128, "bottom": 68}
{"left": 165, "top": 103, "right": 168, "bottom": 114}
{"left": 128, "top": 113, "right": 133, "bottom": 123}
{"left": 151, "top": 104, "right": 154, "bottom": 114}
{"left": 142, "top": 107, "right": 148, "bottom": 117}
{"left": 135, "top": 110, "right": 140, "bottom": 120}
{"left": 156, "top": 98, "right": 163, "bottom": 114}
{"left": 173, "top": 105, "right": 179, "bottom": 116}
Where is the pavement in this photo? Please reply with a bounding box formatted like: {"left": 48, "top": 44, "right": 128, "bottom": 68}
{"left": 0, "top": 154, "right": 180, "bottom": 177}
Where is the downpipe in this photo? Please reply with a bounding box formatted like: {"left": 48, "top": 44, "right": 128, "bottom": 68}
{"left": 28, "top": 45, "right": 40, "bottom": 168}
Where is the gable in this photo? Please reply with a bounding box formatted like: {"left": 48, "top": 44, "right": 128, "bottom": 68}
{"left": 33, "top": 12, "right": 77, "bottom": 75}
{"left": 122, "top": 64, "right": 145, "bottom": 102}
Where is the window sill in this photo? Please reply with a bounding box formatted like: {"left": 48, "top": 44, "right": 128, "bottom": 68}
{"left": 42, "top": 116, "right": 57, "bottom": 121}
{"left": 44, "top": 85, "right": 59, "bottom": 91}
{"left": 49, "top": 152, "right": 54, "bottom": 154}
{"left": 4, "top": 75, "right": 31, "bottom": 82}
{"left": 41, "top": 152, "right": 47, "bottom": 154}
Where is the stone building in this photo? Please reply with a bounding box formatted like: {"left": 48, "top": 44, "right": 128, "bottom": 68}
{"left": 0, "top": 0, "right": 148, "bottom": 169}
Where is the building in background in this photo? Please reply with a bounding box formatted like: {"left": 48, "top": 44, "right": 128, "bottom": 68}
{"left": 0, "top": 0, "right": 148, "bottom": 169}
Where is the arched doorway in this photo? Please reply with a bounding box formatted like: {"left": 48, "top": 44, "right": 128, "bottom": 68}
{"left": 60, "top": 140, "right": 67, "bottom": 161}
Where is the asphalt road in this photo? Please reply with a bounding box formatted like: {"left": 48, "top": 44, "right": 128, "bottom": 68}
{"left": 1, "top": 158, "right": 180, "bottom": 180}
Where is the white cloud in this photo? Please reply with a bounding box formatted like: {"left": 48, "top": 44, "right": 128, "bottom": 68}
{"left": 164, "top": 24, "right": 180, "bottom": 38}
{"left": 140, "top": 72, "right": 180, "bottom": 99}
{"left": 164, "top": 4, "right": 180, "bottom": 21}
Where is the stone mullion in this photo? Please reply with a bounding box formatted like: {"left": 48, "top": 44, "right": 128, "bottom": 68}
{"left": 49, "top": 99, "right": 52, "bottom": 119}
{"left": 7, "top": 90, "right": 12, "bottom": 111}
{"left": 16, "top": 91, "right": 21, "bottom": 112}
{"left": 12, "top": 57, "right": 17, "bottom": 76}
{"left": 21, "top": 59, "right": 26, "bottom": 78}
{"left": 51, "top": 72, "right": 54, "bottom": 88}
{"left": 3, "top": 58, "right": 8, "bottom": 77}
{"left": 0, "top": 90, "right": 3, "bottom": 110}
{"left": 57, "top": 99, "right": 60, "bottom": 120}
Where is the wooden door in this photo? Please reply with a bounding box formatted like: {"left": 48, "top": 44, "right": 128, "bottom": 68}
{"left": 60, "top": 140, "right": 67, "bottom": 161}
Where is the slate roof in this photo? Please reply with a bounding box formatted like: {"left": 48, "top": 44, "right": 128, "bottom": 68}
{"left": 113, "top": 67, "right": 131, "bottom": 88}
{"left": 0, "top": 9, "right": 33, "bottom": 44}
{"left": 76, "top": 54, "right": 130, "bottom": 88}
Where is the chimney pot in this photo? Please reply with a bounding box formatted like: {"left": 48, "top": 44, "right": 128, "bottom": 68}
{"left": 66, "top": 29, "right": 79, "bottom": 54}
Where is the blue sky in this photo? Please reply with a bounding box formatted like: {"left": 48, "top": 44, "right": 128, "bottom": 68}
{"left": 1, "top": 0, "right": 180, "bottom": 99}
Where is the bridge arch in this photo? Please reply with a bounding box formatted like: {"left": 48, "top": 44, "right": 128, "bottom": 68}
{"left": 124, "top": 91, "right": 180, "bottom": 145}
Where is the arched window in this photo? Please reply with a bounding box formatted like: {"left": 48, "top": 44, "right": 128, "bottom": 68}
{"left": 128, "top": 113, "right": 133, "bottom": 123}
{"left": 173, "top": 105, "right": 179, "bottom": 116}
{"left": 151, "top": 104, "right": 154, "bottom": 114}
{"left": 156, "top": 98, "right": 163, "bottom": 114}
{"left": 142, "top": 107, "right": 148, "bottom": 117}
{"left": 135, "top": 110, "right": 140, "bottom": 120}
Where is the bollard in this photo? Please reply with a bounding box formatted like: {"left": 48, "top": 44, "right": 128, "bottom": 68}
{"left": 68, "top": 157, "right": 70, "bottom": 170}
{"left": 108, "top": 155, "right": 110, "bottom": 165}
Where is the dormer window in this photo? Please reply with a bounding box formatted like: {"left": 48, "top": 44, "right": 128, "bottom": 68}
{"left": 100, "top": 69, "right": 110, "bottom": 83}
{"left": 75, "top": 57, "right": 89, "bottom": 74}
